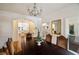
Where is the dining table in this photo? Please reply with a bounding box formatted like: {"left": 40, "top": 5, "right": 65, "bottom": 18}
{"left": 16, "top": 41, "right": 74, "bottom": 55}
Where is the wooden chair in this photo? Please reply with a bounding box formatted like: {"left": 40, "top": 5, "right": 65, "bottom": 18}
{"left": 6, "top": 38, "right": 14, "bottom": 55}
{"left": 26, "top": 33, "right": 35, "bottom": 49}
{"left": 57, "top": 35, "right": 68, "bottom": 49}
{"left": 13, "top": 41, "right": 21, "bottom": 54}
{"left": 26, "top": 33, "right": 32, "bottom": 41}
{"left": 45, "top": 34, "right": 52, "bottom": 43}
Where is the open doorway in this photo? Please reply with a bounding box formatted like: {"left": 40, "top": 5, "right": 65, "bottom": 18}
{"left": 12, "top": 19, "right": 36, "bottom": 52}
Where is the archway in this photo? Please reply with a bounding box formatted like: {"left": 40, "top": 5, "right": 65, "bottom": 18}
{"left": 12, "top": 19, "right": 36, "bottom": 53}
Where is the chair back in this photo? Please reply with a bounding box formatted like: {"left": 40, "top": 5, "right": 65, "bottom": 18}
{"left": 26, "top": 33, "right": 32, "bottom": 41}
{"left": 57, "top": 35, "right": 67, "bottom": 49}
{"left": 6, "top": 38, "right": 13, "bottom": 55}
{"left": 45, "top": 34, "right": 52, "bottom": 43}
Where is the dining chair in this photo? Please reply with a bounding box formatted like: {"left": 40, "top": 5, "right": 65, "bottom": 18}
{"left": 6, "top": 38, "right": 14, "bottom": 55}
{"left": 45, "top": 34, "right": 52, "bottom": 43}
{"left": 57, "top": 35, "right": 68, "bottom": 49}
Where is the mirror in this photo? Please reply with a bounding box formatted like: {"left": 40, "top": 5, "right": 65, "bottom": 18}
{"left": 51, "top": 19, "right": 61, "bottom": 34}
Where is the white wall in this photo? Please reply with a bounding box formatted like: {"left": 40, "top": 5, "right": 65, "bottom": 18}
{"left": 51, "top": 4, "right": 79, "bottom": 38}
{"left": 64, "top": 17, "right": 79, "bottom": 42}
{"left": 0, "top": 16, "right": 13, "bottom": 48}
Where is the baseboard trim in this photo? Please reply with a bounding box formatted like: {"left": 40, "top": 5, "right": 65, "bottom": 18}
{"left": 68, "top": 50, "right": 78, "bottom": 55}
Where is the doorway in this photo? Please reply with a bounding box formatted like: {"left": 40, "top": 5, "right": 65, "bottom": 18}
{"left": 12, "top": 19, "right": 36, "bottom": 52}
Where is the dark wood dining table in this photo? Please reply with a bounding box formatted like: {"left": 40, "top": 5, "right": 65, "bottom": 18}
{"left": 16, "top": 41, "right": 74, "bottom": 55}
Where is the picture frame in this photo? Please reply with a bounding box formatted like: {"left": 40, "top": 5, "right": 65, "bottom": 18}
{"left": 51, "top": 19, "right": 61, "bottom": 34}
{"left": 69, "top": 24, "right": 74, "bottom": 35}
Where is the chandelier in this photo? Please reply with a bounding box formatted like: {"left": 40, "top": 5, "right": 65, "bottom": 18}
{"left": 27, "top": 3, "right": 42, "bottom": 16}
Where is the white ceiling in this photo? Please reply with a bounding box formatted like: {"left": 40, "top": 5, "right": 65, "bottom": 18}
{"left": 0, "top": 3, "right": 79, "bottom": 20}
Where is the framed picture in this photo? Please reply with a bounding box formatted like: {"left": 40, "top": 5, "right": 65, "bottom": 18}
{"left": 69, "top": 24, "right": 74, "bottom": 35}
